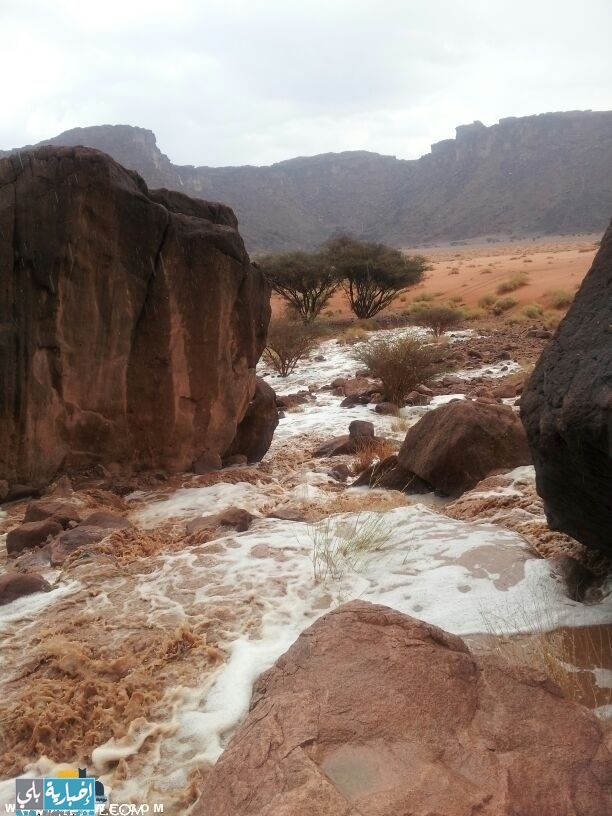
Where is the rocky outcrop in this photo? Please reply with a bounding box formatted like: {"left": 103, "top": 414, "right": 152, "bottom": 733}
{"left": 13, "top": 112, "right": 612, "bottom": 251}
{"left": 0, "top": 146, "right": 271, "bottom": 486}
{"left": 521, "top": 220, "right": 612, "bottom": 557}
{"left": 194, "top": 600, "right": 612, "bottom": 815}
{"left": 373, "top": 400, "right": 531, "bottom": 497}
{"left": 0, "top": 573, "right": 51, "bottom": 605}
{"left": 222, "top": 377, "right": 278, "bottom": 464}
{"left": 313, "top": 419, "right": 389, "bottom": 458}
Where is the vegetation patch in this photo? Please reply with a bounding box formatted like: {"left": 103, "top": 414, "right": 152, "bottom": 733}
{"left": 492, "top": 297, "right": 518, "bottom": 315}
{"left": 353, "top": 336, "right": 449, "bottom": 405}
{"left": 496, "top": 272, "right": 530, "bottom": 294}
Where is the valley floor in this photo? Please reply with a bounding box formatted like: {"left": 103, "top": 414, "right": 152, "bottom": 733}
{"left": 0, "top": 314, "right": 611, "bottom": 813}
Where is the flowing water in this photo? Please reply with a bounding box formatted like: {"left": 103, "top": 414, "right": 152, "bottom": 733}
{"left": 1, "top": 329, "right": 610, "bottom": 813}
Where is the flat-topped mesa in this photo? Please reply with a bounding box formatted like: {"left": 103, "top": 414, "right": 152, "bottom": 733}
{"left": 0, "top": 145, "right": 272, "bottom": 486}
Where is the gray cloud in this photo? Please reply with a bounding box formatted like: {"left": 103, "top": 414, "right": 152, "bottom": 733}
{"left": 2, "top": 0, "right": 611, "bottom": 166}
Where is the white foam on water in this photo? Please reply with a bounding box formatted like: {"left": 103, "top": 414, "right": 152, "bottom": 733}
{"left": 0, "top": 579, "right": 82, "bottom": 622}
{"left": 1, "top": 325, "right": 608, "bottom": 814}
{"left": 75, "top": 504, "right": 612, "bottom": 794}
{"left": 128, "top": 481, "right": 272, "bottom": 528}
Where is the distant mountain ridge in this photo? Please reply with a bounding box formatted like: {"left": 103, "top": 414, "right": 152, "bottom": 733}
{"left": 4, "top": 110, "right": 612, "bottom": 252}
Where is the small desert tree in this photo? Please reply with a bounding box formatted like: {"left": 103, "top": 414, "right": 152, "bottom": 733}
{"left": 411, "top": 306, "right": 463, "bottom": 339}
{"left": 259, "top": 251, "right": 340, "bottom": 323}
{"left": 353, "top": 336, "right": 448, "bottom": 405}
{"left": 326, "top": 235, "right": 428, "bottom": 319}
{"left": 263, "top": 316, "right": 319, "bottom": 377}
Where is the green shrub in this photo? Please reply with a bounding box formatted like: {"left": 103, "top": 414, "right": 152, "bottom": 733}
{"left": 478, "top": 293, "right": 495, "bottom": 309}
{"left": 549, "top": 289, "right": 574, "bottom": 309}
{"left": 496, "top": 272, "right": 530, "bottom": 294}
{"left": 413, "top": 290, "right": 436, "bottom": 302}
{"left": 409, "top": 305, "right": 463, "bottom": 339}
{"left": 492, "top": 297, "right": 518, "bottom": 316}
{"left": 353, "top": 336, "right": 449, "bottom": 405}
{"left": 462, "top": 307, "right": 487, "bottom": 321}
{"left": 521, "top": 302, "right": 544, "bottom": 319}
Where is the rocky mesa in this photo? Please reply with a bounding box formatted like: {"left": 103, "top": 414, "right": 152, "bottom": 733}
{"left": 0, "top": 146, "right": 272, "bottom": 486}
{"left": 11, "top": 110, "right": 612, "bottom": 251}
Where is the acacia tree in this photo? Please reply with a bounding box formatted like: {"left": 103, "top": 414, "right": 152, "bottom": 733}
{"left": 258, "top": 251, "right": 340, "bottom": 323}
{"left": 326, "top": 236, "right": 428, "bottom": 319}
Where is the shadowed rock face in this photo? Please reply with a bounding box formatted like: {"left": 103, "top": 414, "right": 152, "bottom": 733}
{"left": 521, "top": 220, "right": 612, "bottom": 557}
{"left": 0, "top": 146, "right": 271, "bottom": 485}
{"left": 194, "top": 600, "right": 612, "bottom": 815}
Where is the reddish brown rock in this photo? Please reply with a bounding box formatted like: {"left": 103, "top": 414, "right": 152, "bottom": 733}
{"left": 81, "top": 511, "right": 134, "bottom": 530}
{"left": 186, "top": 507, "right": 255, "bottom": 536}
{"left": 194, "top": 600, "right": 612, "bottom": 816}
{"left": 342, "top": 376, "right": 384, "bottom": 399}
{"left": 0, "top": 146, "right": 271, "bottom": 486}
{"left": 23, "top": 499, "right": 82, "bottom": 528}
{"left": 374, "top": 402, "right": 399, "bottom": 416}
{"left": 48, "top": 525, "right": 112, "bottom": 566}
{"left": 351, "top": 455, "right": 432, "bottom": 492}
{"left": 397, "top": 399, "right": 531, "bottom": 496}
{"left": 6, "top": 520, "right": 62, "bottom": 555}
{"left": 0, "top": 572, "right": 51, "bottom": 605}
{"left": 223, "top": 377, "right": 279, "bottom": 464}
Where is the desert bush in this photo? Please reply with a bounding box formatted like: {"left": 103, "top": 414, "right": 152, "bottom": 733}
{"left": 462, "top": 307, "right": 487, "bottom": 321}
{"left": 521, "top": 302, "right": 544, "bottom": 319}
{"left": 492, "top": 297, "right": 518, "bottom": 315}
{"left": 263, "top": 316, "right": 319, "bottom": 376}
{"left": 409, "top": 305, "right": 463, "bottom": 339}
{"left": 413, "top": 290, "right": 436, "bottom": 302}
{"left": 542, "top": 310, "right": 562, "bottom": 329}
{"left": 352, "top": 437, "right": 397, "bottom": 474}
{"left": 549, "top": 289, "right": 574, "bottom": 309}
{"left": 478, "top": 293, "right": 496, "bottom": 309}
{"left": 496, "top": 272, "right": 529, "bottom": 294}
{"left": 353, "top": 336, "right": 448, "bottom": 405}
{"left": 335, "top": 325, "right": 371, "bottom": 345}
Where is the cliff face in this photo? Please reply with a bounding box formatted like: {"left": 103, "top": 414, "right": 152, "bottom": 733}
{"left": 11, "top": 110, "right": 612, "bottom": 251}
{"left": 0, "top": 146, "right": 271, "bottom": 485}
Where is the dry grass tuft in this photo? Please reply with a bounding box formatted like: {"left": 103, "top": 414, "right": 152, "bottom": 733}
{"left": 352, "top": 437, "right": 397, "bottom": 474}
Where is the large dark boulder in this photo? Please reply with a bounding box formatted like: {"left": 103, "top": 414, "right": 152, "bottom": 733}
{"left": 521, "top": 221, "right": 612, "bottom": 556}
{"left": 0, "top": 147, "right": 271, "bottom": 486}
{"left": 194, "top": 601, "right": 612, "bottom": 815}
{"left": 0, "top": 573, "right": 51, "bottom": 605}
{"left": 397, "top": 400, "right": 531, "bottom": 497}
{"left": 222, "top": 377, "right": 278, "bottom": 464}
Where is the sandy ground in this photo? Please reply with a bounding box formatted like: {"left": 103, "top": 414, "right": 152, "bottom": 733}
{"left": 271, "top": 234, "right": 600, "bottom": 320}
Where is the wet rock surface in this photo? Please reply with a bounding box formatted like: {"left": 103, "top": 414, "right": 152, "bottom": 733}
{"left": 0, "top": 146, "right": 271, "bottom": 487}
{"left": 0, "top": 573, "right": 51, "bottom": 605}
{"left": 195, "top": 600, "right": 612, "bottom": 816}
{"left": 521, "top": 220, "right": 612, "bottom": 557}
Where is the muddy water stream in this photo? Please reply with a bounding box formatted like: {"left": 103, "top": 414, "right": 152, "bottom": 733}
{"left": 1, "top": 330, "right": 610, "bottom": 813}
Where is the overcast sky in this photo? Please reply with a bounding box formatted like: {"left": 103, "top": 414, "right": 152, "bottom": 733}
{"left": 2, "top": 0, "right": 611, "bottom": 167}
